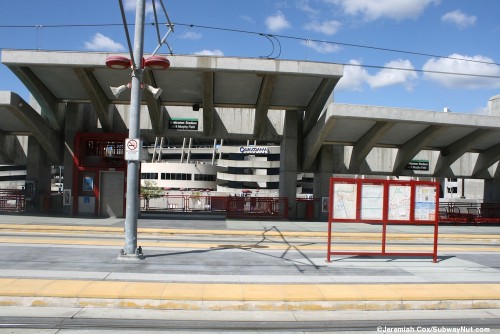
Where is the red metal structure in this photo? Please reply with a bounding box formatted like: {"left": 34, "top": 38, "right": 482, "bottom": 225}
{"left": 0, "top": 189, "right": 25, "bottom": 212}
{"left": 296, "top": 198, "right": 319, "bottom": 221}
{"left": 439, "top": 202, "right": 500, "bottom": 224}
{"left": 141, "top": 194, "right": 288, "bottom": 219}
{"left": 327, "top": 178, "right": 440, "bottom": 262}
{"left": 226, "top": 196, "right": 288, "bottom": 219}
{"left": 72, "top": 133, "right": 128, "bottom": 216}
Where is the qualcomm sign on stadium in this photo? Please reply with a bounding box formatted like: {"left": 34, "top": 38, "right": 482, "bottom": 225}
{"left": 239, "top": 146, "right": 269, "bottom": 154}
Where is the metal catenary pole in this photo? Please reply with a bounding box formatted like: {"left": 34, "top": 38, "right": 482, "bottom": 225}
{"left": 123, "top": 0, "right": 146, "bottom": 256}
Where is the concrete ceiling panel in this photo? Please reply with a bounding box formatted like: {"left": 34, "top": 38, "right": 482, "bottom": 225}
{"left": 214, "top": 72, "right": 261, "bottom": 106}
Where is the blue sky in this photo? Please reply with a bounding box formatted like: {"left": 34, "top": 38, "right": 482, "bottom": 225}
{"left": 1, "top": 0, "right": 499, "bottom": 114}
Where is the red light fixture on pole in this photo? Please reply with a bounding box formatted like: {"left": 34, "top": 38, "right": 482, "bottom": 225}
{"left": 105, "top": 55, "right": 169, "bottom": 99}
{"left": 144, "top": 55, "right": 170, "bottom": 70}
{"left": 105, "top": 55, "right": 170, "bottom": 71}
{"left": 105, "top": 55, "right": 131, "bottom": 70}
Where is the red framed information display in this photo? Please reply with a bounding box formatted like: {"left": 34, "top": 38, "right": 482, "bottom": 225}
{"left": 327, "top": 178, "right": 439, "bottom": 262}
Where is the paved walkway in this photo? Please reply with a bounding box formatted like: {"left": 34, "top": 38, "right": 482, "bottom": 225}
{"left": 0, "top": 213, "right": 498, "bottom": 311}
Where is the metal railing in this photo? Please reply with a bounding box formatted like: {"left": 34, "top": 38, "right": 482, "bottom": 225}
{"left": 0, "top": 189, "right": 26, "bottom": 212}
{"left": 439, "top": 202, "right": 500, "bottom": 224}
{"left": 141, "top": 194, "right": 288, "bottom": 219}
{"left": 226, "top": 196, "right": 288, "bottom": 219}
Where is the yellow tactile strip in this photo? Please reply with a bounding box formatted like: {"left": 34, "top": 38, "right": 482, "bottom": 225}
{"left": 0, "top": 278, "right": 498, "bottom": 303}
{"left": 0, "top": 236, "right": 499, "bottom": 252}
{"left": 0, "top": 223, "right": 498, "bottom": 241}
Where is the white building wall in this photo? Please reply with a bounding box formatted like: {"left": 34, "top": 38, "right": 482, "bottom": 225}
{"left": 141, "top": 162, "right": 218, "bottom": 190}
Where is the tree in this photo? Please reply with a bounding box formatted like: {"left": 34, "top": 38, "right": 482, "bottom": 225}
{"left": 140, "top": 180, "right": 164, "bottom": 210}
{"left": 190, "top": 190, "right": 202, "bottom": 209}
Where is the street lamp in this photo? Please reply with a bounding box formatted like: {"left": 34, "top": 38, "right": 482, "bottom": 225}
{"left": 109, "top": 83, "right": 163, "bottom": 100}
{"left": 105, "top": 55, "right": 131, "bottom": 69}
{"left": 106, "top": 55, "right": 170, "bottom": 71}
{"left": 106, "top": 56, "right": 169, "bottom": 99}
{"left": 105, "top": 0, "right": 170, "bottom": 260}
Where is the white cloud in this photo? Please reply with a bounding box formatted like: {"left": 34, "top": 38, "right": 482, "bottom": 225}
{"left": 123, "top": 0, "right": 136, "bottom": 10}
{"left": 441, "top": 10, "right": 476, "bottom": 29}
{"left": 123, "top": 0, "right": 154, "bottom": 14}
{"left": 84, "top": 33, "right": 125, "bottom": 52}
{"left": 423, "top": 54, "right": 500, "bottom": 89}
{"left": 301, "top": 40, "right": 341, "bottom": 53}
{"left": 265, "top": 11, "right": 291, "bottom": 32}
{"left": 240, "top": 15, "right": 255, "bottom": 24}
{"left": 296, "top": 0, "right": 320, "bottom": 15}
{"left": 337, "top": 60, "right": 370, "bottom": 90}
{"left": 367, "top": 59, "right": 418, "bottom": 90}
{"left": 194, "top": 49, "right": 224, "bottom": 56}
{"left": 326, "top": 0, "right": 440, "bottom": 21}
{"left": 180, "top": 31, "right": 202, "bottom": 40}
{"left": 303, "top": 20, "right": 341, "bottom": 35}
{"left": 123, "top": 0, "right": 135, "bottom": 10}
{"left": 473, "top": 105, "right": 489, "bottom": 115}
{"left": 337, "top": 59, "right": 418, "bottom": 91}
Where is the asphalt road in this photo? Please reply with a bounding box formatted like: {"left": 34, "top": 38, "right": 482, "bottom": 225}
{"left": 0, "top": 312, "right": 499, "bottom": 333}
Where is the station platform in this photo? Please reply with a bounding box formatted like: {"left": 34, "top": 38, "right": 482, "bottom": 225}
{"left": 0, "top": 213, "right": 498, "bottom": 312}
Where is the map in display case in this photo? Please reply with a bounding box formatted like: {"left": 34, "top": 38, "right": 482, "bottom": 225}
{"left": 328, "top": 178, "right": 440, "bottom": 263}
{"left": 332, "top": 182, "right": 357, "bottom": 219}
{"left": 415, "top": 185, "right": 437, "bottom": 221}
{"left": 361, "top": 183, "right": 384, "bottom": 220}
{"left": 388, "top": 185, "right": 411, "bottom": 221}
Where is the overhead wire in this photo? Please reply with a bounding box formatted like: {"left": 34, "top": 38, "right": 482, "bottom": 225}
{"left": 0, "top": 23, "right": 124, "bottom": 28}
{"left": 117, "top": 0, "right": 136, "bottom": 69}
{"left": 348, "top": 62, "right": 500, "bottom": 79}
{"left": 151, "top": 0, "right": 162, "bottom": 45}
{"left": 149, "top": 0, "right": 174, "bottom": 55}
{"left": 171, "top": 22, "right": 500, "bottom": 67}
{"left": 259, "top": 34, "right": 278, "bottom": 59}
{"left": 0, "top": 21, "right": 499, "bottom": 78}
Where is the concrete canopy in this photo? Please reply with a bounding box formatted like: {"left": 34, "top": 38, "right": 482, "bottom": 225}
{"left": 303, "top": 103, "right": 500, "bottom": 178}
{"left": 0, "top": 91, "right": 61, "bottom": 163}
{"left": 4, "top": 49, "right": 500, "bottom": 180}
{"left": 1, "top": 50, "right": 343, "bottom": 138}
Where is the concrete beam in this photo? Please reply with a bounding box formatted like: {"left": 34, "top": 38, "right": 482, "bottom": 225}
{"left": 0, "top": 132, "right": 14, "bottom": 163}
{"left": 74, "top": 68, "right": 112, "bottom": 132}
{"left": 202, "top": 72, "right": 214, "bottom": 137}
{"left": 302, "top": 108, "right": 337, "bottom": 171}
{"left": 253, "top": 75, "right": 277, "bottom": 139}
{"left": 280, "top": 110, "right": 300, "bottom": 219}
{"left": 348, "top": 121, "right": 394, "bottom": 173}
{"left": 471, "top": 142, "right": 500, "bottom": 178}
{"left": 6, "top": 92, "right": 61, "bottom": 163}
{"left": 0, "top": 134, "right": 27, "bottom": 165}
{"left": 392, "top": 125, "right": 447, "bottom": 175}
{"left": 434, "top": 129, "right": 493, "bottom": 176}
{"left": 302, "top": 78, "right": 338, "bottom": 136}
{"left": 143, "top": 69, "right": 163, "bottom": 136}
{"left": 9, "top": 66, "right": 61, "bottom": 131}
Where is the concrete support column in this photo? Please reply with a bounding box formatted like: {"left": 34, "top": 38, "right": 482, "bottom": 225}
{"left": 313, "top": 145, "right": 334, "bottom": 221}
{"left": 0, "top": 134, "right": 28, "bottom": 165}
{"left": 488, "top": 94, "right": 500, "bottom": 116}
{"left": 483, "top": 179, "right": 500, "bottom": 202}
{"left": 187, "top": 138, "right": 193, "bottom": 163}
{"left": 63, "top": 103, "right": 84, "bottom": 215}
{"left": 26, "top": 136, "right": 52, "bottom": 212}
{"left": 279, "top": 110, "right": 300, "bottom": 219}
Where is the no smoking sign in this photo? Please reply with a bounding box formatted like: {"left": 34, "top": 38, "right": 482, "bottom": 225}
{"left": 125, "top": 138, "right": 142, "bottom": 161}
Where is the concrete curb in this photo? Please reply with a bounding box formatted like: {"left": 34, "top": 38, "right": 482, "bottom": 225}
{"left": 0, "top": 279, "right": 499, "bottom": 311}
{"left": 1, "top": 296, "right": 500, "bottom": 311}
